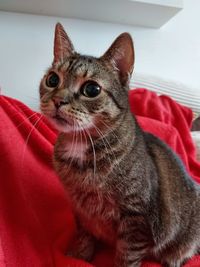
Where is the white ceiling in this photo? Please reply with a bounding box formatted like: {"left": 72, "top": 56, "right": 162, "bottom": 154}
{"left": 0, "top": 0, "right": 183, "bottom": 28}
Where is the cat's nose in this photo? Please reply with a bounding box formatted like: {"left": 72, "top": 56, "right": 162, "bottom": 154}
{"left": 52, "top": 97, "right": 69, "bottom": 109}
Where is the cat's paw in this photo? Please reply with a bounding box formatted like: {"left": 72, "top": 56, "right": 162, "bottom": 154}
{"left": 66, "top": 246, "right": 94, "bottom": 262}
{"left": 66, "top": 232, "right": 95, "bottom": 262}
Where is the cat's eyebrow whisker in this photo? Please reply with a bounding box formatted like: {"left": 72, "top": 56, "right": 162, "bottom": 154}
{"left": 21, "top": 114, "right": 43, "bottom": 166}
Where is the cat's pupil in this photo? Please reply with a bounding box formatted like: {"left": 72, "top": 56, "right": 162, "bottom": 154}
{"left": 81, "top": 82, "right": 101, "bottom": 98}
{"left": 46, "top": 72, "right": 60, "bottom": 88}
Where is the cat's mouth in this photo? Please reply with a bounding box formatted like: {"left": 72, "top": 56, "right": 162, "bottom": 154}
{"left": 52, "top": 113, "right": 73, "bottom": 126}
{"left": 53, "top": 115, "right": 65, "bottom": 125}
{"left": 53, "top": 114, "right": 67, "bottom": 123}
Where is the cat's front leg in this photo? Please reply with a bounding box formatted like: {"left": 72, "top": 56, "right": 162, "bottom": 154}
{"left": 114, "top": 217, "right": 149, "bottom": 267}
{"left": 67, "top": 223, "right": 96, "bottom": 262}
{"left": 114, "top": 239, "right": 142, "bottom": 267}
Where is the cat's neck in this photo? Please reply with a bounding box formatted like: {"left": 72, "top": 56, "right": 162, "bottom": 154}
{"left": 57, "top": 109, "right": 136, "bottom": 148}
{"left": 54, "top": 110, "right": 141, "bottom": 190}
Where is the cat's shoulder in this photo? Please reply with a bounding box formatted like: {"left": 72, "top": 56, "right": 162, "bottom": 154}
{"left": 143, "top": 131, "right": 172, "bottom": 152}
{"left": 143, "top": 131, "right": 186, "bottom": 171}
{"left": 143, "top": 130, "right": 183, "bottom": 155}
{"left": 143, "top": 131, "right": 199, "bottom": 188}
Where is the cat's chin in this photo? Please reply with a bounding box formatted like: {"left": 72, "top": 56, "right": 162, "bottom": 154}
{"left": 47, "top": 116, "right": 92, "bottom": 134}
{"left": 47, "top": 116, "right": 74, "bottom": 133}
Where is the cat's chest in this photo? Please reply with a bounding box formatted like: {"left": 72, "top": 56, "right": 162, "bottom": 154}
{"left": 73, "top": 190, "right": 118, "bottom": 245}
{"left": 62, "top": 140, "right": 88, "bottom": 162}
{"left": 80, "top": 213, "right": 117, "bottom": 245}
{"left": 56, "top": 136, "right": 118, "bottom": 243}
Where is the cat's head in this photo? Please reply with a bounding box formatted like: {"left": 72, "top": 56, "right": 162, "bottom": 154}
{"left": 40, "top": 23, "right": 134, "bottom": 135}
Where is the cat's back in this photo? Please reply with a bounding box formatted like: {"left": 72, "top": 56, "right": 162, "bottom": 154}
{"left": 144, "top": 131, "right": 198, "bottom": 191}
{"left": 143, "top": 131, "right": 200, "bottom": 217}
{"left": 142, "top": 132, "right": 200, "bottom": 259}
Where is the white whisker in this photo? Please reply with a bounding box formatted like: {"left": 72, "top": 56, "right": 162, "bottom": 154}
{"left": 84, "top": 128, "right": 96, "bottom": 179}
{"left": 79, "top": 126, "right": 83, "bottom": 164}
{"left": 16, "top": 112, "right": 39, "bottom": 129}
{"left": 90, "top": 121, "right": 123, "bottom": 177}
{"left": 98, "top": 119, "right": 122, "bottom": 144}
{"left": 21, "top": 114, "right": 43, "bottom": 166}
{"left": 62, "top": 120, "right": 76, "bottom": 176}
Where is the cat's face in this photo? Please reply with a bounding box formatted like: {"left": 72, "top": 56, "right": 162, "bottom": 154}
{"left": 40, "top": 23, "right": 134, "bottom": 135}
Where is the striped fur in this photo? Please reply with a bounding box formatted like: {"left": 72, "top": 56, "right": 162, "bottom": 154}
{"left": 39, "top": 23, "right": 200, "bottom": 267}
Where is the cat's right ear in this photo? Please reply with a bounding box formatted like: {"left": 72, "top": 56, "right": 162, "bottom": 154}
{"left": 100, "top": 33, "right": 134, "bottom": 85}
{"left": 53, "top": 23, "right": 75, "bottom": 65}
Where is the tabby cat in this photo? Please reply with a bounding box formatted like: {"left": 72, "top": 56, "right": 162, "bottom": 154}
{"left": 39, "top": 23, "right": 200, "bottom": 267}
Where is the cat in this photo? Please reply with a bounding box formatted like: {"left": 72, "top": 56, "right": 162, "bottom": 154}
{"left": 39, "top": 23, "right": 200, "bottom": 267}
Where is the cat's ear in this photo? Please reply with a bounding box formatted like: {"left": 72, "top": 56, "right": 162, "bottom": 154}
{"left": 101, "top": 33, "right": 134, "bottom": 85}
{"left": 53, "top": 23, "right": 75, "bottom": 65}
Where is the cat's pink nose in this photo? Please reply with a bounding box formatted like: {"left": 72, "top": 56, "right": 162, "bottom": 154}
{"left": 52, "top": 97, "right": 69, "bottom": 109}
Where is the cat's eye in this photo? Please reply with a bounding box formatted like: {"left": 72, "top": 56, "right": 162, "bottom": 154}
{"left": 46, "top": 72, "right": 60, "bottom": 88}
{"left": 80, "top": 81, "right": 101, "bottom": 98}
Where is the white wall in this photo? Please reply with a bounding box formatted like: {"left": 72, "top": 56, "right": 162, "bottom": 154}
{"left": 0, "top": 0, "right": 200, "bottom": 110}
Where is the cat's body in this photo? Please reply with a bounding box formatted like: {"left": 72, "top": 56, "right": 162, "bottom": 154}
{"left": 40, "top": 23, "right": 200, "bottom": 267}
{"left": 54, "top": 119, "right": 200, "bottom": 267}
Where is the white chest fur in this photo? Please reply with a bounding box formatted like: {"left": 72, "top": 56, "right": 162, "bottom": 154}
{"left": 63, "top": 141, "right": 88, "bottom": 162}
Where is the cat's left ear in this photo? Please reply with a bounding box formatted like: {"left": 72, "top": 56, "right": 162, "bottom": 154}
{"left": 101, "top": 33, "right": 134, "bottom": 85}
{"left": 53, "top": 23, "right": 75, "bottom": 65}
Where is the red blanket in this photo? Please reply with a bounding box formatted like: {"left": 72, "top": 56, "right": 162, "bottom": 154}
{"left": 0, "top": 88, "right": 200, "bottom": 267}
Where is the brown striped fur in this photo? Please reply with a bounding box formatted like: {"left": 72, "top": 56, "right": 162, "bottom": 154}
{"left": 39, "top": 23, "right": 200, "bottom": 267}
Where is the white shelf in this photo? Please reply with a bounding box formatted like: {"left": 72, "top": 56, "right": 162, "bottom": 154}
{"left": 0, "top": 0, "right": 183, "bottom": 28}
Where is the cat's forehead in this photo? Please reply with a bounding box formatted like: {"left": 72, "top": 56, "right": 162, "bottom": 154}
{"left": 57, "top": 55, "right": 104, "bottom": 79}
{"left": 50, "top": 54, "right": 116, "bottom": 93}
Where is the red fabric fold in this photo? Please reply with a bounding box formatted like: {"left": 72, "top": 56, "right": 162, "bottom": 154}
{"left": 0, "top": 88, "right": 200, "bottom": 267}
